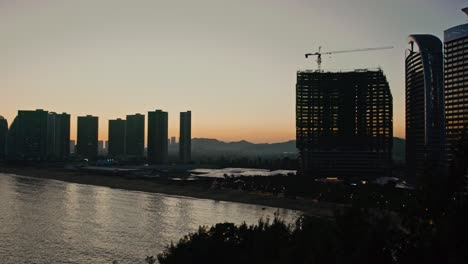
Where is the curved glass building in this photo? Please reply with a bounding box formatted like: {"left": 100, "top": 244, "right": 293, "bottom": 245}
{"left": 405, "top": 35, "right": 445, "bottom": 181}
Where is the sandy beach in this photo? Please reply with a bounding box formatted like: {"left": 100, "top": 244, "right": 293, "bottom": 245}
{"left": 0, "top": 165, "right": 338, "bottom": 219}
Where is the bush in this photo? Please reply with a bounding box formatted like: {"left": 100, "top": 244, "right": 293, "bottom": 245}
{"left": 156, "top": 200, "right": 468, "bottom": 264}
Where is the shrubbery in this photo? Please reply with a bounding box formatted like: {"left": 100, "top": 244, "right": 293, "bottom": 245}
{"left": 156, "top": 196, "right": 468, "bottom": 264}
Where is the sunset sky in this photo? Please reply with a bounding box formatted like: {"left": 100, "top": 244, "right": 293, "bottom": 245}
{"left": 2, "top": 0, "right": 466, "bottom": 143}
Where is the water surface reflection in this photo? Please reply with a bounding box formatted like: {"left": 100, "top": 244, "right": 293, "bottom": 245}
{"left": 0, "top": 173, "right": 300, "bottom": 263}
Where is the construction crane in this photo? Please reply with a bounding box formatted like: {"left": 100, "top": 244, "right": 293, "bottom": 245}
{"left": 305, "top": 46, "right": 394, "bottom": 71}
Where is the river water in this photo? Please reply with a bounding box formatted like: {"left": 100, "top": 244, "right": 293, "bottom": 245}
{"left": 0, "top": 173, "right": 300, "bottom": 263}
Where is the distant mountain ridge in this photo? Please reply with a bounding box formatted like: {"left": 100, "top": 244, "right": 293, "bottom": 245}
{"left": 171, "top": 137, "right": 405, "bottom": 160}
{"left": 187, "top": 138, "right": 297, "bottom": 157}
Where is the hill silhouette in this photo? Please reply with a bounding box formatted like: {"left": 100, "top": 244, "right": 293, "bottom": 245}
{"left": 170, "top": 138, "right": 405, "bottom": 161}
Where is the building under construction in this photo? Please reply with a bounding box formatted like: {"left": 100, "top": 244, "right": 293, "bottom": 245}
{"left": 296, "top": 69, "right": 393, "bottom": 179}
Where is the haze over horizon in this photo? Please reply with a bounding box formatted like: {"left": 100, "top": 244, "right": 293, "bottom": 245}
{"left": 2, "top": 0, "right": 465, "bottom": 143}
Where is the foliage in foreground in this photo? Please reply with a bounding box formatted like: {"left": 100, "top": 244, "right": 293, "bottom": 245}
{"left": 156, "top": 198, "right": 468, "bottom": 264}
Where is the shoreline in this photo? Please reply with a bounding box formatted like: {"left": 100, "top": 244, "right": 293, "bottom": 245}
{"left": 0, "top": 166, "right": 337, "bottom": 219}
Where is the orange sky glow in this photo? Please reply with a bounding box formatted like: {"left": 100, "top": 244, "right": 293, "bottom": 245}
{"left": 1, "top": 0, "right": 464, "bottom": 143}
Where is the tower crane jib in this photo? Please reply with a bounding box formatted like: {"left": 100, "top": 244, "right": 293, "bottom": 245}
{"left": 305, "top": 46, "right": 394, "bottom": 71}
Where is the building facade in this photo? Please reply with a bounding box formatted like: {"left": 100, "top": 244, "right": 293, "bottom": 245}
{"left": 108, "top": 118, "right": 126, "bottom": 157}
{"left": 6, "top": 118, "right": 18, "bottom": 160}
{"left": 125, "top": 114, "right": 145, "bottom": 158}
{"left": 444, "top": 10, "right": 468, "bottom": 191}
{"left": 148, "top": 110, "right": 168, "bottom": 164}
{"left": 179, "top": 111, "right": 192, "bottom": 163}
{"left": 6, "top": 110, "right": 49, "bottom": 161}
{"left": 296, "top": 69, "right": 393, "bottom": 178}
{"left": 445, "top": 18, "right": 468, "bottom": 165}
{"left": 47, "top": 112, "right": 71, "bottom": 160}
{"left": 405, "top": 35, "right": 445, "bottom": 181}
{"left": 76, "top": 115, "right": 99, "bottom": 160}
{"left": 0, "top": 116, "right": 8, "bottom": 160}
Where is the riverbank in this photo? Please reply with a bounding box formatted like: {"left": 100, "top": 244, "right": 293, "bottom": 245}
{"left": 0, "top": 165, "right": 338, "bottom": 219}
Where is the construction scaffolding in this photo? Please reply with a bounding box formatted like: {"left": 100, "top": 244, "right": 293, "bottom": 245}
{"left": 296, "top": 69, "right": 393, "bottom": 179}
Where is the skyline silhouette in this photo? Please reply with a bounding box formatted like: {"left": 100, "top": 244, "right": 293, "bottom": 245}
{"left": 2, "top": 2, "right": 468, "bottom": 263}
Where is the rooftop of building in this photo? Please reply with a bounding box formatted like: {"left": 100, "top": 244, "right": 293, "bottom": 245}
{"left": 445, "top": 8, "right": 468, "bottom": 42}
{"left": 149, "top": 109, "right": 167, "bottom": 113}
{"left": 407, "top": 34, "right": 442, "bottom": 52}
{"left": 445, "top": 23, "right": 468, "bottom": 42}
{"left": 297, "top": 68, "right": 383, "bottom": 74}
{"left": 18, "top": 109, "right": 47, "bottom": 112}
{"left": 462, "top": 7, "right": 468, "bottom": 16}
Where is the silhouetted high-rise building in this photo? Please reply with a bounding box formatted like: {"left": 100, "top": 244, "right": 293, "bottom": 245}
{"left": 445, "top": 10, "right": 468, "bottom": 165}
{"left": 108, "top": 118, "right": 126, "bottom": 157}
{"left": 6, "top": 109, "right": 49, "bottom": 161}
{"left": 47, "top": 112, "right": 71, "bottom": 160}
{"left": 405, "top": 35, "right": 445, "bottom": 181}
{"left": 76, "top": 115, "right": 98, "bottom": 160}
{"left": 6, "top": 118, "right": 18, "bottom": 160}
{"left": 148, "top": 110, "right": 168, "bottom": 164}
{"left": 126, "top": 114, "right": 145, "bottom": 158}
{"left": 179, "top": 111, "right": 191, "bottom": 163}
{"left": 0, "top": 116, "right": 8, "bottom": 160}
{"left": 296, "top": 69, "right": 393, "bottom": 178}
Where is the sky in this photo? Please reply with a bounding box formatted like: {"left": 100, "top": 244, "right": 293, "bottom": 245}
{"left": 1, "top": 0, "right": 466, "bottom": 143}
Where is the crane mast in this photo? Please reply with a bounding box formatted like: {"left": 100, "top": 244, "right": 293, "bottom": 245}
{"left": 305, "top": 46, "right": 393, "bottom": 71}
